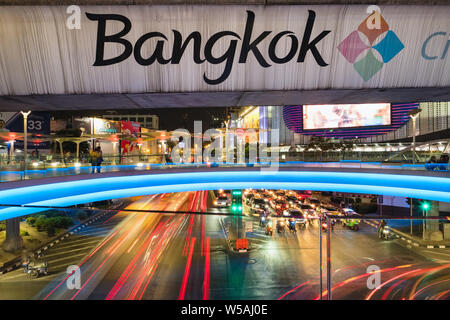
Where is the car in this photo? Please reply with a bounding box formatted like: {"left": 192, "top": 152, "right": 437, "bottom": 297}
{"left": 298, "top": 203, "right": 316, "bottom": 218}
{"left": 296, "top": 190, "right": 312, "bottom": 200}
{"left": 307, "top": 198, "right": 321, "bottom": 209}
{"left": 244, "top": 193, "right": 254, "bottom": 205}
{"left": 283, "top": 209, "right": 307, "bottom": 228}
{"left": 320, "top": 205, "right": 341, "bottom": 216}
{"left": 261, "top": 193, "right": 273, "bottom": 203}
{"left": 271, "top": 199, "right": 289, "bottom": 215}
{"left": 285, "top": 195, "right": 298, "bottom": 206}
{"left": 214, "top": 195, "right": 230, "bottom": 207}
{"left": 274, "top": 190, "right": 286, "bottom": 200}
{"left": 251, "top": 198, "right": 269, "bottom": 212}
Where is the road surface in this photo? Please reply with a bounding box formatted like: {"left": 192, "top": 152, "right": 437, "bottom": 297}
{"left": 0, "top": 191, "right": 448, "bottom": 300}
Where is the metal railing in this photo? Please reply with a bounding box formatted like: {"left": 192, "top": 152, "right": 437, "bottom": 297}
{"left": 0, "top": 153, "right": 448, "bottom": 183}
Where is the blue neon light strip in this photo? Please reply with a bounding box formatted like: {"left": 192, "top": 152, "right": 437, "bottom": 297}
{"left": 0, "top": 170, "right": 449, "bottom": 220}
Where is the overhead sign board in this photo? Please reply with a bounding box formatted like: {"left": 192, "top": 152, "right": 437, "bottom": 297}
{"left": 0, "top": 5, "right": 448, "bottom": 95}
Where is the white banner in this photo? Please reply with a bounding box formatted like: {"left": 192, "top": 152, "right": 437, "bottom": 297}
{"left": 0, "top": 5, "right": 448, "bottom": 95}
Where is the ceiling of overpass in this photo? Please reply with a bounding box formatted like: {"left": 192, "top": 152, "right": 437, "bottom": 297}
{"left": 1, "top": 88, "right": 449, "bottom": 111}
{"left": 0, "top": 0, "right": 448, "bottom": 4}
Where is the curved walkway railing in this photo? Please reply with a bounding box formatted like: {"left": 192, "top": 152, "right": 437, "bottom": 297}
{"left": 0, "top": 159, "right": 448, "bottom": 183}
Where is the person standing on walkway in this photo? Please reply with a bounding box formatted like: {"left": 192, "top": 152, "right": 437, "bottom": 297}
{"left": 95, "top": 146, "right": 103, "bottom": 173}
{"left": 90, "top": 147, "right": 99, "bottom": 174}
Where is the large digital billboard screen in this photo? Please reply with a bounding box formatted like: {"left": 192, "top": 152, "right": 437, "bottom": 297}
{"left": 303, "top": 103, "right": 391, "bottom": 130}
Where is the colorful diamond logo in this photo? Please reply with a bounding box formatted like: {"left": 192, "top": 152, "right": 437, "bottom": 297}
{"left": 372, "top": 30, "right": 405, "bottom": 63}
{"left": 337, "top": 12, "right": 404, "bottom": 81}
{"left": 337, "top": 31, "right": 370, "bottom": 64}
{"left": 353, "top": 50, "right": 384, "bottom": 81}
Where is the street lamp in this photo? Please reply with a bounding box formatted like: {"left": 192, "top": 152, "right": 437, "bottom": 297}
{"left": 408, "top": 109, "right": 422, "bottom": 235}
{"left": 408, "top": 109, "right": 422, "bottom": 166}
{"left": 20, "top": 111, "right": 31, "bottom": 167}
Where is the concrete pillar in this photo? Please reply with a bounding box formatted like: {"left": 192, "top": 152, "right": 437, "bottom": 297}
{"left": 58, "top": 140, "right": 64, "bottom": 164}
{"left": 2, "top": 218, "right": 23, "bottom": 252}
{"left": 443, "top": 224, "right": 450, "bottom": 240}
{"left": 423, "top": 201, "right": 443, "bottom": 241}
{"left": 75, "top": 141, "right": 80, "bottom": 163}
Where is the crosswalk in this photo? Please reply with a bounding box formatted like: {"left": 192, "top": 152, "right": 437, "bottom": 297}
{"left": 0, "top": 211, "right": 124, "bottom": 282}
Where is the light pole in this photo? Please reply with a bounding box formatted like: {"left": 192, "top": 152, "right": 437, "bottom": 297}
{"left": 408, "top": 109, "right": 421, "bottom": 235}
{"left": 422, "top": 202, "right": 430, "bottom": 240}
{"left": 20, "top": 111, "right": 31, "bottom": 166}
{"left": 408, "top": 109, "right": 422, "bottom": 166}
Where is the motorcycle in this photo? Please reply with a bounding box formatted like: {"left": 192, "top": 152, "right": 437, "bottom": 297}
{"left": 321, "top": 219, "right": 335, "bottom": 232}
{"left": 288, "top": 219, "right": 296, "bottom": 233}
{"left": 378, "top": 227, "right": 391, "bottom": 240}
{"left": 260, "top": 215, "right": 266, "bottom": 227}
{"left": 277, "top": 220, "right": 286, "bottom": 234}
{"left": 23, "top": 260, "right": 48, "bottom": 279}
{"left": 265, "top": 221, "right": 273, "bottom": 236}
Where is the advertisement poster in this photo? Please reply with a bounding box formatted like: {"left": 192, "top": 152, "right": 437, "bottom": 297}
{"left": 3, "top": 111, "right": 51, "bottom": 149}
{"left": 303, "top": 103, "right": 391, "bottom": 130}
{"left": 93, "top": 118, "right": 121, "bottom": 135}
{"left": 121, "top": 121, "right": 141, "bottom": 155}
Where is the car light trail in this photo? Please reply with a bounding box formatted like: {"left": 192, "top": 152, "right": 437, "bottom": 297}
{"left": 408, "top": 264, "right": 450, "bottom": 300}
{"left": 203, "top": 237, "right": 211, "bottom": 300}
{"left": 179, "top": 237, "right": 196, "bottom": 300}
{"left": 366, "top": 269, "right": 421, "bottom": 300}
{"left": 105, "top": 222, "right": 164, "bottom": 300}
{"left": 314, "top": 264, "right": 413, "bottom": 300}
{"left": 278, "top": 281, "right": 311, "bottom": 300}
{"left": 411, "top": 278, "right": 450, "bottom": 300}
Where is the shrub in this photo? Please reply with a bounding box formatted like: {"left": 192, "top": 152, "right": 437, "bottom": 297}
{"left": 35, "top": 216, "right": 48, "bottom": 232}
{"left": 20, "top": 230, "right": 29, "bottom": 237}
{"left": 47, "top": 225, "right": 55, "bottom": 237}
{"left": 0, "top": 222, "right": 5, "bottom": 232}
{"left": 34, "top": 216, "right": 73, "bottom": 234}
{"left": 26, "top": 217, "right": 37, "bottom": 226}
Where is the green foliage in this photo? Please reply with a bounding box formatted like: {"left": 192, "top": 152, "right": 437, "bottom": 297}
{"left": 0, "top": 222, "right": 5, "bottom": 232}
{"left": 33, "top": 215, "right": 74, "bottom": 235}
{"left": 35, "top": 216, "right": 48, "bottom": 232}
{"left": 20, "top": 230, "right": 29, "bottom": 237}
{"left": 26, "top": 217, "right": 37, "bottom": 226}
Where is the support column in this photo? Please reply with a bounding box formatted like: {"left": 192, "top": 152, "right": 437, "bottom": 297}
{"left": 2, "top": 218, "right": 23, "bottom": 252}
{"left": 423, "top": 201, "right": 442, "bottom": 241}
{"left": 9, "top": 140, "right": 15, "bottom": 164}
{"left": 58, "top": 140, "right": 64, "bottom": 164}
{"left": 75, "top": 141, "right": 80, "bottom": 163}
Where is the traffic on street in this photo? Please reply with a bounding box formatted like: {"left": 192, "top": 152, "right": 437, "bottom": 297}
{"left": 0, "top": 189, "right": 448, "bottom": 300}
